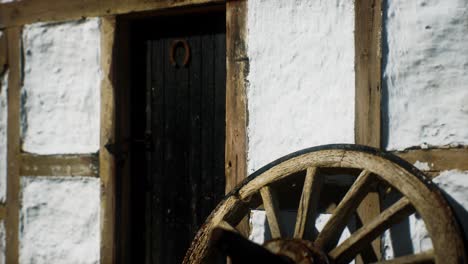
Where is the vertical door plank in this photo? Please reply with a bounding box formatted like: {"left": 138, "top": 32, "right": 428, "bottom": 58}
{"left": 200, "top": 33, "right": 215, "bottom": 221}
{"left": 174, "top": 33, "right": 191, "bottom": 264}
{"left": 188, "top": 34, "right": 202, "bottom": 238}
{"left": 163, "top": 36, "right": 178, "bottom": 264}
{"left": 150, "top": 38, "right": 166, "bottom": 264}
{"left": 145, "top": 40, "right": 153, "bottom": 264}
{"left": 213, "top": 31, "right": 226, "bottom": 204}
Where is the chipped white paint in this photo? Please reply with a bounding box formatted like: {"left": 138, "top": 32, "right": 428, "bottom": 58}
{"left": 0, "top": 221, "right": 5, "bottom": 264}
{"left": 383, "top": 0, "right": 468, "bottom": 151}
{"left": 0, "top": 72, "right": 7, "bottom": 203}
{"left": 21, "top": 19, "right": 101, "bottom": 154}
{"left": 246, "top": 0, "right": 355, "bottom": 173}
{"left": 413, "top": 161, "right": 431, "bottom": 171}
{"left": 20, "top": 176, "right": 100, "bottom": 264}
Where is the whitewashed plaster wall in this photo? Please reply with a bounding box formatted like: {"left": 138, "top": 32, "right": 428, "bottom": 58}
{"left": 20, "top": 177, "right": 100, "bottom": 264}
{"left": 383, "top": 0, "right": 468, "bottom": 151}
{"left": 382, "top": 0, "right": 468, "bottom": 258}
{"left": 18, "top": 19, "right": 102, "bottom": 264}
{"left": 21, "top": 19, "right": 101, "bottom": 154}
{"left": 0, "top": 71, "right": 7, "bottom": 203}
{"left": 246, "top": 0, "right": 355, "bottom": 173}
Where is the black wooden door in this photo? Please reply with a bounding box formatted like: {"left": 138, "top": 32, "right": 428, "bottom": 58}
{"left": 141, "top": 13, "right": 226, "bottom": 264}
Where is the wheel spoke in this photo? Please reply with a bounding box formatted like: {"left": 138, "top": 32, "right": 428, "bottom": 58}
{"left": 329, "top": 197, "right": 415, "bottom": 263}
{"left": 294, "top": 167, "right": 321, "bottom": 239}
{"left": 217, "top": 220, "right": 240, "bottom": 234}
{"left": 371, "top": 250, "right": 434, "bottom": 264}
{"left": 260, "top": 186, "right": 282, "bottom": 238}
{"left": 315, "top": 170, "right": 374, "bottom": 250}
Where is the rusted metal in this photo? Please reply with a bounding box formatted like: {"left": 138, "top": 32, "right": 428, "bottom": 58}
{"left": 264, "top": 239, "right": 329, "bottom": 264}
{"left": 169, "top": 39, "right": 191, "bottom": 67}
{"left": 211, "top": 228, "right": 292, "bottom": 264}
{"left": 210, "top": 227, "right": 330, "bottom": 264}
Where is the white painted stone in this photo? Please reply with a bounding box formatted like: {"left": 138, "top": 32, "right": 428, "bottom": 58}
{"left": 21, "top": 19, "right": 101, "bottom": 154}
{"left": 20, "top": 176, "right": 100, "bottom": 264}
{"left": 246, "top": 0, "right": 355, "bottom": 173}
{"left": 432, "top": 170, "right": 468, "bottom": 243}
{"left": 249, "top": 210, "right": 266, "bottom": 244}
{"left": 413, "top": 161, "right": 431, "bottom": 171}
{"left": 383, "top": 0, "right": 468, "bottom": 150}
{"left": 382, "top": 213, "right": 433, "bottom": 259}
{"left": 0, "top": 221, "right": 5, "bottom": 264}
{"left": 434, "top": 170, "right": 468, "bottom": 208}
{"left": 0, "top": 72, "right": 7, "bottom": 203}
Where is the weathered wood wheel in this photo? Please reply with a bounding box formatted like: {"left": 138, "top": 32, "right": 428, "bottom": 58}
{"left": 184, "top": 145, "right": 467, "bottom": 264}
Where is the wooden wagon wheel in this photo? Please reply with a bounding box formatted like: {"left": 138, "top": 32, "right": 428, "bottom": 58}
{"left": 184, "top": 144, "right": 467, "bottom": 264}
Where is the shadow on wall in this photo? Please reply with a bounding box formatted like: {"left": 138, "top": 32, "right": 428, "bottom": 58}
{"left": 381, "top": 191, "right": 414, "bottom": 257}
{"left": 439, "top": 190, "right": 468, "bottom": 251}
{"left": 382, "top": 186, "right": 468, "bottom": 257}
{"left": 380, "top": 0, "right": 390, "bottom": 149}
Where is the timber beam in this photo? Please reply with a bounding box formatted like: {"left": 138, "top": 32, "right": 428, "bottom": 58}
{"left": 20, "top": 153, "right": 99, "bottom": 177}
{"left": 354, "top": 0, "right": 383, "bottom": 262}
{"left": 393, "top": 148, "right": 468, "bottom": 177}
{"left": 0, "top": 0, "right": 224, "bottom": 29}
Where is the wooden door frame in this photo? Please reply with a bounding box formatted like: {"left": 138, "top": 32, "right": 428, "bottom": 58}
{"left": 111, "top": 2, "right": 248, "bottom": 262}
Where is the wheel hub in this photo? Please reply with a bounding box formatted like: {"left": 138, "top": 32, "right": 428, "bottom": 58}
{"left": 264, "top": 239, "right": 330, "bottom": 264}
